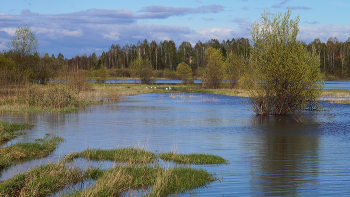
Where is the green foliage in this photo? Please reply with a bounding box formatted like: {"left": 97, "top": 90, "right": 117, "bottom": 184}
{"left": 224, "top": 53, "right": 245, "bottom": 88}
{"left": 8, "top": 25, "right": 39, "bottom": 57}
{"left": 243, "top": 9, "right": 324, "bottom": 115}
{"left": 130, "top": 57, "right": 154, "bottom": 84}
{"left": 159, "top": 152, "right": 228, "bottom": 164}
{"left": 96, "top": 66, "right": 110, "bottom": 83}
{"left": 202, "top": 47, "right": 224, "bottom": 89}
{"left": 176, "top": 62, "right": 192, "bottom": 84}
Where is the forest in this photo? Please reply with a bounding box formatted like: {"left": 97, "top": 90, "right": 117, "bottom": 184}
{"left": 58, "top": 37, "right": 350, "bottom": 79}
{"left": 1, "top": 26, "right": 350, "bottom": 89}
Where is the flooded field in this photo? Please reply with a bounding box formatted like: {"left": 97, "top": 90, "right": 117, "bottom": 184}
{"left": 1, "top": 93, "right": 350, "bottom": 196}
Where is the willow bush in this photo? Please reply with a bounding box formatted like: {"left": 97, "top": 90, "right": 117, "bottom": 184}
{"left": 242, "top": 9, "right": 324, "bottom": 115}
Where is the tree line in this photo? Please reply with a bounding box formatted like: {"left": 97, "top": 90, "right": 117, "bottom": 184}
{"left": 1, "top": 25, "right": 350, "bottom": 89}
{"left": 63, "top": 36, "right": 350, "bottom": 79}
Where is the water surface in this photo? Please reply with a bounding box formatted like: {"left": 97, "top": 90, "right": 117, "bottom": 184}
{"left": 1, "top": 93, "right": 350, "bottom": 196}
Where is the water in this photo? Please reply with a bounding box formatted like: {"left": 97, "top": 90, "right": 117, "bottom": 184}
{"left": 101, "top": 79, "right": 350, "bottom": 90}
{"left": 1, "top": 93, "right": 350, "bottom": 196}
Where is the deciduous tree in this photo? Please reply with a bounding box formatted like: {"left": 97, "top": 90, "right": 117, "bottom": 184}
{"left": 243, "top": 9, "right": 324, "bottom": 115}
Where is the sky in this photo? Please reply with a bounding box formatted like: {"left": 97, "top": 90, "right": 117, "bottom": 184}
{"left": 1, "top": 0, "right": 349, "bottom": 58}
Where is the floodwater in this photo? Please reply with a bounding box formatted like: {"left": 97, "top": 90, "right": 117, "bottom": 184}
{"left": 102, "top": 79, "right": 350, "bottom": 90}
{"left": 1, "top": 93, "right": 350, "bottom": 196}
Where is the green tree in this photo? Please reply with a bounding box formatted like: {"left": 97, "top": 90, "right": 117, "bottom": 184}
{"left": 224, "top": 53, "right": 245, "bottom": 88}
{"left": 202, "top": 47, "right": 224, "bottom": 89}
{"left": 97, "top": 66, "right": 110, "bottom": 83}
{"left": 243, "top": 9, "right": 324, "bottom": 115}
{"left": 176, "top": 62, "right": 192, "bottom": 84}
{"left": 8, "top": 25, "right": 39, "bottom": 57}
{"left": 130, "top": 57, "right": 154, "bottom": 84}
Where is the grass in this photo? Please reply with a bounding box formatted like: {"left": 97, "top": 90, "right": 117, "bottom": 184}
{"left": 0, "top": 162, "right": 85, "bottom": 197}
{"left": 0, "top": 121, "right": 33, "bottom": 145}
{"left": 0, "top": 146, "right": 225, "bottom": 197}
{"left": 0, "top": 135, "right": 64, "bottom": 171}
{"left": 159, "top": 152, "right": 228, "bottom": 164}
{"left": 65, "top": 148, "right": 155, "bottom": 164}
{"left": 64, "top": 166, "right": 215, "bottom": 197}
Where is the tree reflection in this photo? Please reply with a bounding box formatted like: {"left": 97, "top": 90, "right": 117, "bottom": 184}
{"left": 246, "top": 115, "right": 320, "bottom": 196}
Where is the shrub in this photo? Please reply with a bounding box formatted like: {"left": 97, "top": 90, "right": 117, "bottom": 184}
{"left": 242, "top": 9, "right": 324, "bottom": 115}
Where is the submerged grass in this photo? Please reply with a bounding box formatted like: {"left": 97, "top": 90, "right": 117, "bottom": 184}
{"left": 0, "top": 162, "right": 85, "bottom": 197}
{"left": 0, "top": 121, "right": 33, "bottom": 145}
{"left": 65, "top": 148, "right": 155, "bottom": 164}
{"left": 159, "top": 152, "right": 228, "bottom": 164}
{"left": 0, "top": 135, "right": 64, "bottom": 171}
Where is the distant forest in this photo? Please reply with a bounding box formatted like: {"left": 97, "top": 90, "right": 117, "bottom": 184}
{"left": 56, "top": 37, "right": 350, "bottom": 79}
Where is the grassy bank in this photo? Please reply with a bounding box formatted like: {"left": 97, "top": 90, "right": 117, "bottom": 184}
{"left": 0, "top": 135, "right": 64, "bottom": 171}
{"left": 0, "top": 121, "right": 33, "bottom": 144}
{"left": 0, "top": 162, "right": 86, "bottom": 197}
{"left": 3, "top": 82, "right": 347, "bottom": 114}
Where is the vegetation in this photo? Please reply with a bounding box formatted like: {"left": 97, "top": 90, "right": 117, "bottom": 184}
{"left": 0, "top": 162, "right": 85, "bottom": 197}
{"left": 64, "top": 166, "right": 214, "bottom": 197}
{"left": 65, "top": 148, "right": 155, "bottom": 164}
{"left": 0, "top": 147, "right": 225, "bottom": 197}
{"left": 0, "top": 135, "right": 64, "bottom": 171}
{"left": 202, "top": 47, "right": 225, "bottom": 89}
{"left": 0, "top": 121, "right": 33, "bottom": 144}
{"left": 242, "top": 9, "right": 324, "bottom": 115}
{"left": 176, "top": 62, "right": 192, "bottom": 84}
{"left": 159, "top": 152, "right": 228, "bottom": 164}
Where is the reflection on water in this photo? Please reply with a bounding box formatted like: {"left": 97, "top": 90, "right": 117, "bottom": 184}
{"left": 246, "top": 116, "right": 320, "bottom": 196}
{"left": 1, "top": 93, "right": 350, "bottom": 196}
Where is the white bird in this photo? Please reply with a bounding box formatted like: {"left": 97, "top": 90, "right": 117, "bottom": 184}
{"left": 169, "top": 87, "right": 171, "bottom": 90}
{"left": 166, "top": 88, "right": 168, "bottom": 90}
{"left": 151, "top": 87, "right": 153, "bottom": 88}
{"left": 154, "top": 87, "right": 156, "bottom": 89}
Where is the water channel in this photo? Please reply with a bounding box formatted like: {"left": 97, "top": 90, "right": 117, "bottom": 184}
{"left": 1, "top": 91, "right": 350, "bottom": 196}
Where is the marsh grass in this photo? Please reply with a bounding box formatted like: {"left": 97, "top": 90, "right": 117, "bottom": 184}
{"left": 0, "top": 161, "right": 85, "bottom": 197}
{"left": 0, "top": 121, "right": 33, "bottom": 144}
{"left": 147, "top": 167, "right": 215, "bottom": 197}
{"left": 159, "top": 152, "right": 228, "bottom": 164}
{"left": 65, "top": 166, "right": 214, "bottom": 197}
{"left": 0, "top": 135, "right": 64, "bottom": 171}
{"left": 65, "top": 148, "right": 155, "bottom": 164}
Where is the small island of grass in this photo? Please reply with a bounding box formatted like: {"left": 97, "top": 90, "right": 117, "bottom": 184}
{"left": 159, "top": 152, "right": 228, "bottom": 164}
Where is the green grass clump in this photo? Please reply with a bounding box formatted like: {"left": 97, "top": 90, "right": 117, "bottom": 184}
{"left": 148, "top": 167, "right": 215, "bottom": 197}
{"left": 65, "top": 147, "right": 155, "bottom": 164}
{"left": 64, "top": 166, "right": 214, "bottom": 197}
{"left": 0, "top": 135, "right": 64, "bottom": 171}
{"left": 159, "top": 152, "right": 228, "bottom": 164}
{"left": 0, "top": 121, "right": 33, "bottom": 144}
{"left": 0, "top": 162, "right": 85, "bottom": 197}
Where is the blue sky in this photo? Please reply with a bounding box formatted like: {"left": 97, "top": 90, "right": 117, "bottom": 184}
{"left": 1, "top": 0, "right": 349, "bottom": 58}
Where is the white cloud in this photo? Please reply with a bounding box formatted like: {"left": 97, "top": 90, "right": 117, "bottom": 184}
{"left": 299, "top": 24, "right": 350, "bottom": 43}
